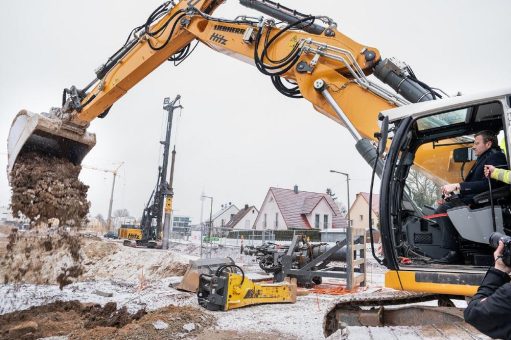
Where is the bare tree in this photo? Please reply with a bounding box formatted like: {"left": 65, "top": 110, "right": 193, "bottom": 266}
{"left": 95, "top": 213, "right": 106, "bottom": 225}
{"left": 113, "top": 209, "right": 130, "bottom": 218}
{"left": 406, "top": 169, "right": 441, "bottom": 208}
{"left": 326, "top": 188, "right": 337, "bottom": 201}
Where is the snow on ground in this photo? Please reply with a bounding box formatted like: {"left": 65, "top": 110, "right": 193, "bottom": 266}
{"left": 214, "top": 293, "right": 338, "bottom": 339}
{"left": 0, "top": 277, "right": 194, "bottom": 315}
{"left": 0, "top": 277, "right": 341, "bottom": 339}
{"left": 0, "top": 232, "right": 476, "bottom": 339}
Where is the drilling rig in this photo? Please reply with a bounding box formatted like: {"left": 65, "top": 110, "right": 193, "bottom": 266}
{"left": 137, "top": 95, "right": 182, "bottom": 248}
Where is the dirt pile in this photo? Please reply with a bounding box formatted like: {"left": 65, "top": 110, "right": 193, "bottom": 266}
{"left": 0, "top": 300, "right": 214, "bottom": 340}
{"left": 1, "top": 230, "right": 84, "bottom": 288}
{"left": 80, "top": 241, "right": 191, "bottom": 282}
{"left": 10, "top": 151, "right": 90, "bottom": 227}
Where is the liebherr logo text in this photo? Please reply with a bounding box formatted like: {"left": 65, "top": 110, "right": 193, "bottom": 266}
{"left": 214, "top": 25, "right": 245, "bottom": 35}
{"left": 210, "top": 33, "right": 227, "bottom": 45}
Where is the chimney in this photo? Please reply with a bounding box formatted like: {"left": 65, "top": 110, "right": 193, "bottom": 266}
{"left": 245, "top": 204, "right": 249, "bottom": 210}
{"left": 229, "top": 202, "right": 232, "bottom": 206}
{"left": 294, "top": 185, "right": 298, "bottom": 194}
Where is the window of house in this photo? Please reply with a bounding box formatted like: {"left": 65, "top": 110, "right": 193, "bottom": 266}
{"left": 324, "top": 214, "right": 328, "bottom": 229}
{"left": 360, "top": 215, "right": 363, "bottom": 221}
{"left": 275, "top": 213, "right": 279, "bottom": 228}
{"left": 221, "top": 219, "right": 225, "bottom": 227}
{"left": 264, "top": 214, "right": 267, "bottom": 229}
{"left": 245, "top": 219, "right": 250, "bottom": 228}
{"left": 315, "top": 214, "right": 320, "bottom": 228}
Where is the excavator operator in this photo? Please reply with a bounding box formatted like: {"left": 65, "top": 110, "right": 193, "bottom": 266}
{"left": 434, "top": 130, "right": 507, "bottom": 264}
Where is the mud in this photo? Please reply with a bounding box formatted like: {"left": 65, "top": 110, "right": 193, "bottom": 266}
{"left": 1, "top": 231, "right": 84, "bottom": 288}
{"left": 10, "top": 151, "right": 90, "bottom": 227}
{"left": 0, "top": 300, "right": 215, "bottom": 340}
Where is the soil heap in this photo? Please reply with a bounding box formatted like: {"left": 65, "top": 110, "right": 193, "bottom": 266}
{"left": 0, "top": 300, "right": 215, "bottom": 340}
{"left": 10, "top": 152, "right": 90, "bottom": 227}
{"left": 1, "top": 230, "right": 84, "bottom": 288}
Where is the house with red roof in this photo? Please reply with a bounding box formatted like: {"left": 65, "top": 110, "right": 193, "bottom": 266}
{"left": 225, "top": 204, "right": 259, "bottom": 230}
{"left": 254, "top": 186, "right": 347, "bottom": 230}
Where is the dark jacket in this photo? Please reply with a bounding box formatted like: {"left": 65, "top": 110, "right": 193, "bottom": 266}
{"left": 464, "top": 267, "right": 511, "bottom": 340}
{"left": 460, "top": 147, "right": 507, "bottom": 202}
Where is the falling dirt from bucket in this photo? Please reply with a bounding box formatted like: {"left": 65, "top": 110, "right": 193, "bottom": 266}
{"left": 10, "top": 152, "right": 90, "bottom": 227}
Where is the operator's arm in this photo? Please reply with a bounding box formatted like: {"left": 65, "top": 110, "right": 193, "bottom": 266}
{"left": 491, "top": 168, "right": 511, "bottom": 184}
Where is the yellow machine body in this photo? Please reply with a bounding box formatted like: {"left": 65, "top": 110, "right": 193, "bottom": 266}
{"left": 118, "top": 226, "right": 143, "bottom": 240}
{"left": 223, "top": 273, "right": 297, "bottom": 311}
{"left": 385, "top": 270, "right": 479, "bottom": 297}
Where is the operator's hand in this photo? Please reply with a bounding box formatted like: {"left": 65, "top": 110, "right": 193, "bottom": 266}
{"left": 441, "top": 183, "right": 460, "bottom": 195}
{"left": 494, "top": 240, "right": 511, "bottom": 274}
{"left": 484, "top": 165, "right": 495, "bottom": 178}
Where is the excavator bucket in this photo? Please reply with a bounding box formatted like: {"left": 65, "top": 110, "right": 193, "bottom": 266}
{"left": 176, "top": 257, "right": 235, "bottom": 293}
{"left": 7, "top": 110, "right": 96, "bottom": 177}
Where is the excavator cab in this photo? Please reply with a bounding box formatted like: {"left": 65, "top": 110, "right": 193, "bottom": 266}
{"left": 379, "top": 88, "right": 511, "bottom": 294}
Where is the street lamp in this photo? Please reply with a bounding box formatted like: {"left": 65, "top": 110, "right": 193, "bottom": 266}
{"left": 201, "top": 195, "right": 213, "bottom": 258}
{"left": 331, "top": 169, "right": 354, "bottom": 288}
{"left": 330, "top": 170, "right": 351, "bottom": 228}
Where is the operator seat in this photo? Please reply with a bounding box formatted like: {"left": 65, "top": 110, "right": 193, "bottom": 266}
{"left": 446, "top": 185, "right": 511, "bottom": 244}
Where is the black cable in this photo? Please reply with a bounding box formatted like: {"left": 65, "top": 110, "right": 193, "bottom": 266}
{"left": 253, "top": 16, "right": 316, "bottom": 76}
{"left": 169, "top": 40, "right": 200, "bottom": 66}
{"left": 271, "top": 75, "right": 302, "bottom": 98}
{"left": 368, "top": 145, "right": 384, "bottom": 266}
{"left": 261, "top": 26, "right": 301, "bottom": 66}
{"left": 145, "top": 1, "right": 173, "bottom": 36}
{"left": 251, "top": 16, "right": 317, "bottom": 98}
{"left": 146, "top": 11, "right": 187, "bottom": 51}
{"left": 405, "top": 65, "right": 442, "bottom": 99}
{"left": 259, "top": 16, "right": 315, "bottom": 66}
{"left": 216, "top": 264, "right": 245, "bottom": 286}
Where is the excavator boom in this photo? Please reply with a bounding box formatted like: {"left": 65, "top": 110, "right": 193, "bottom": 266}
{"left": 7, "top": 0, "right": 463, "bottom": 186}
{"left": 7, "top": 1, "right": 398, "bottom": 172}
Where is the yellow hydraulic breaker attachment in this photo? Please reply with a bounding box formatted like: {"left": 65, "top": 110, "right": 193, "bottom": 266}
{"left": 7, "top": 110, "right": 95, "bottom": 177}
{"left": 197, "top": 265, "right": 297, "bottom": 311}
{"left": 177, "top": 257, "right": 235, "bottom": 293}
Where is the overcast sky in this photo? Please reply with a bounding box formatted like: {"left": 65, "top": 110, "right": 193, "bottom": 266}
{"left": 1, "top": 1, "right": 511, "bottom": 224}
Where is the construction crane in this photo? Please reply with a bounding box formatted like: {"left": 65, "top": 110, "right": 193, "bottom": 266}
{"left": 82, "top": 162, "right": 124, "bottom": 230}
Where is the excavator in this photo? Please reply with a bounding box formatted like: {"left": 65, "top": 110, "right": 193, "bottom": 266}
{"left": 7, "top": 0, "right": 511, "bottom": 336}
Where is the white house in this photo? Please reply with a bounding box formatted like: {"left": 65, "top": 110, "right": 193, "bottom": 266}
{"left": 349, "top": 192, "right": 380, "bottom": 229}
{"left": 349, "top": 192, "right": 381, "bottom": 242}
{"left": 254, "top": 186, "right": 347, "bottom": 230}
{"left": 0, "top": 206, "right": 13, "bottom": 222}
{"left": 225, "top": 204, "right": 259, "bottom": 230}
{"left": 209, "top": 203, "right": 239, "bottom": 228}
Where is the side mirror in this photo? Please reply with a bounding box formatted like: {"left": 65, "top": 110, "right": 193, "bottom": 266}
{"left": 378, "top": 116, "right": 389, "bottom": 155}
{"left": 453, "top": 147, "right": 476, "bottom": 162}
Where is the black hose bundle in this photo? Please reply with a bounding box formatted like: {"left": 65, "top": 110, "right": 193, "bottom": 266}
{"left": 253, "top": 16, "right": 318, "bottom": 98}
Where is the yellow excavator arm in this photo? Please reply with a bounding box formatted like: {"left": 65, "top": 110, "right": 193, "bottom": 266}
{"left": 67, "top": 0, "right": 390, "bottom": 135}
{"left": 8, "top": 0, "right": 461, "bottom": 182}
